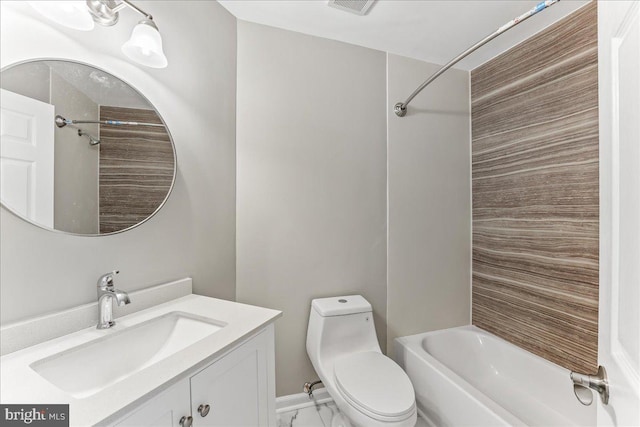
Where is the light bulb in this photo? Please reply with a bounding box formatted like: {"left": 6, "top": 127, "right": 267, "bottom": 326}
{"left": 28, "top": 1, "right": 95, "bottom": 31}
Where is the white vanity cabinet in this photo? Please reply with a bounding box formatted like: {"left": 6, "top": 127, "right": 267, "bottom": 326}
{"left": 108, "top": 325, "right": 276, "bottom": 427}
{"left": 111, "top": 379, "right": 191, "bottom": 427}
{"left": 190, "top": 326, "right": 273, "bottom": 427}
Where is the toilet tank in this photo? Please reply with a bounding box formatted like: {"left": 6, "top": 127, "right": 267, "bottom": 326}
{"left": 306, "top": 295, "right": 381, "bottom": 367}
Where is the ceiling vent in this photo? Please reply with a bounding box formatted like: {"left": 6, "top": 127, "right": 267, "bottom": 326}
{"left": 327, "top": 0, "right": 376, "bottom": 16}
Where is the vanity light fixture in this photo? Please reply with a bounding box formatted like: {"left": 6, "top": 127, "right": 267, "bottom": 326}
{"left": 28, "top": 0, "right": 168, "bottom": 69}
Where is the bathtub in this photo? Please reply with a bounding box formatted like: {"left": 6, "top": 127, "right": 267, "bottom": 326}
{"left": 394, "top": 326, "right": 595, "bottom": 427}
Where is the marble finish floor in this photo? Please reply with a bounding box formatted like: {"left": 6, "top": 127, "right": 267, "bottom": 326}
{"left": 277, "top": 401, "right": 429, "bottom": 427}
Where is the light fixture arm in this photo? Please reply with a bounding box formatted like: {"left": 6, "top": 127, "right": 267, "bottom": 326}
{"left": 86, "top": 0, "right": 155, "bottom": 27}
{"left": 119, "top": 0, "right": 153, "bottom": 21}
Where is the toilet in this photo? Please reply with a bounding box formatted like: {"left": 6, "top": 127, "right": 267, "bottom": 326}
{"left": 306, "top": 295, "right": 417, "bottom": 427}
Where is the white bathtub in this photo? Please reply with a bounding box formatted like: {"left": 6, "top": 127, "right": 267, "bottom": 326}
{"left": 394, "top": 325, "right": 595, "bottom": 427}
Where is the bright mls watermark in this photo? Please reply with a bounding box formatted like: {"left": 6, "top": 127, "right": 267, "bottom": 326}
{"left": 1, "top": 405, "right": 68, "bottom": 426}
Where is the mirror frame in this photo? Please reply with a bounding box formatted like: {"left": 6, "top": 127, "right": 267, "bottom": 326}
{"left": 0, "top": 58, "right": 177, "bottom": 237}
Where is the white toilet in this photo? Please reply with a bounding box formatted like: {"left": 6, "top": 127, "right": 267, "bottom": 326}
{"left": 306, "top": 295, "right": 417, "bottom": 427}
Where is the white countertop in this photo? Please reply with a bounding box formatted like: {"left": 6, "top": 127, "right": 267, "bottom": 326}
{"left": 0, "top": 295, "right": 282, "bottom": 426}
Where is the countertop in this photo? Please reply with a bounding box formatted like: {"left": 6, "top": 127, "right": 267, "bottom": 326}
{"left": 0, "top": 294, "right": 282, "bottom": 426}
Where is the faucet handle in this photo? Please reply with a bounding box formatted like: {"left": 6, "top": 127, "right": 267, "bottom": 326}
{"left": 97, "top": 270, "right": 119, "bottom": 288}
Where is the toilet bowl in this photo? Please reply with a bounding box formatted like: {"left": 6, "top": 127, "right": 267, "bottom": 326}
{"left": 306, "top": 295, "right": 417, "bottom": 427}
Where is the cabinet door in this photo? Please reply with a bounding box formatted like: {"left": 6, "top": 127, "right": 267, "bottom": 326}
{"left": 111, "top": 378, "right": 191, "bottom": 427}
{"left": 191, "top": 329, "right": 273, "bottom": 427}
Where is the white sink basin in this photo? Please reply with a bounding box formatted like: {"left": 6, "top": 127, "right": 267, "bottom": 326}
{"left": 30, "top": 311, "right": 225, "bottom": 398}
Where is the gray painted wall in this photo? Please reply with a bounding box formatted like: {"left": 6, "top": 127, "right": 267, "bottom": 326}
{"left": 51, "top": 70, "right": 100, "bottom": 234}
{"left": 387, "top": 54, "right": 471, "bottom": 356}
{"left": 236, "top": 21, "right": 388, "bottom": 397}
{"left": 0, "top": 61, "right": 50, "bottom": 103}
{"left": 0, "top": 1, "right": 237, "bottom": 323}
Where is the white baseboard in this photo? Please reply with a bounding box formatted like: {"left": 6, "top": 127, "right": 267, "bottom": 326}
{"left": 276, "top": 388, "right": 333, "bottom": 413}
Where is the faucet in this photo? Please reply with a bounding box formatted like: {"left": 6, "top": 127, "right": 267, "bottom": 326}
{"left": 96, "top": 270, "right": 131, "bottom": 329}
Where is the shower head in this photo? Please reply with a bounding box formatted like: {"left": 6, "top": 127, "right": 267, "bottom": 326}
{"left": 78, "top": 129, "right": 101, "bottom": 146}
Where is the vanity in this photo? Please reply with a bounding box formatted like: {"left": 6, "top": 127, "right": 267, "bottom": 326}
{"left": 0, "top": 281, "right": 282, "bottom": 427}
{"left": 0, "top": 18, "right": 282, "bottom": 426}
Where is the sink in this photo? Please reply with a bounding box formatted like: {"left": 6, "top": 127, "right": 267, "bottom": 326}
{"left": 30, "top": 311, "right": 225, "bottom": 398}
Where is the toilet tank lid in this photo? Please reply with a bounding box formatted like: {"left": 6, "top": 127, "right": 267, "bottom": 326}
{"left": 311, "top": 295, "right": 372, "bottom": 317}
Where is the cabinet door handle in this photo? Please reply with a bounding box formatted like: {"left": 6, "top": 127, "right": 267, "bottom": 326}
{"left": 179, "top": 415, "right": 193, "bottom": 427}
{"left": 198, "top": 404, "right": 211, "bottom": 417}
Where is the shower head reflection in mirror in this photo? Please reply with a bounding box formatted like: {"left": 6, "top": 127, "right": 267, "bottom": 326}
{"left": 77, "top": 129, "right": 101, "bottom": 146}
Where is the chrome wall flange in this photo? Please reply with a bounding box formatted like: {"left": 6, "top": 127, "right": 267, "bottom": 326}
{"left": 394, "top": 102, "right": 407, "bottom": 117}
{"left": 86, "top": 0, "right": 121, "bottom": 26}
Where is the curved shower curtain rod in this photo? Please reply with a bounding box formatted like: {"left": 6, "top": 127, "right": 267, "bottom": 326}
{"left": 55, "top": 114, "right": 165, "bottom": 145}
{"left": 55, "top": 115, "right": 165, "bottom": 128}
{"left": 394, "top": 0, "right": 561, "bottom": 117}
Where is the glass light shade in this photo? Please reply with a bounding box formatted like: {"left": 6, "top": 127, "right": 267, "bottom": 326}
{"left": 121, "top": 21, "right": 168, "bottom": 69}
{"left": 28, "top": 1, "right": 95, "bottom": 31}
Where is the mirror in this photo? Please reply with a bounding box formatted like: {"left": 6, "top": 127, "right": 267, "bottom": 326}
{"left": 0, "top": 60, "right": 176, "bottom": 235}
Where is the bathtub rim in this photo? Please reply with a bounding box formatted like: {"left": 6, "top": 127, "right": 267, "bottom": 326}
{"left": 400, "top": 324, "right": 587, "bottom": 387}
{"left": 395, "top": 325, "right": 525, "bottom": 426}
{"left": 395, "top": 324, "right": 595, "bottom": 427}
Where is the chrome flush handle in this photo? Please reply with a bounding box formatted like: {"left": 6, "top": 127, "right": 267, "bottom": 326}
{"left": 570, "top": 365, "right": 609, "bottom": 406}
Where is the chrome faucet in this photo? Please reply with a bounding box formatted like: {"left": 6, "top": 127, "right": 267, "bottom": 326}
{"left": 97, "top": 270, "right": 131, "bottom": 329}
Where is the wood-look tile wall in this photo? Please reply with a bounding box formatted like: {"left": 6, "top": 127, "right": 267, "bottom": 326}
{"left": 471, "top": 2, "right": 599, "bottom": 374}
{"left": 99, "top": 106, "right": 174, "bottom": 234}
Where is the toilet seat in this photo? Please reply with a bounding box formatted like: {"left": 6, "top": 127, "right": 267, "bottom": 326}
{"left": 333, "top": 351, "right": 416, "bottom": 422}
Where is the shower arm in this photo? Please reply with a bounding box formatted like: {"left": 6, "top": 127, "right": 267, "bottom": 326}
{"left": 394, "top": 0, "right": 560, "bottom": 117}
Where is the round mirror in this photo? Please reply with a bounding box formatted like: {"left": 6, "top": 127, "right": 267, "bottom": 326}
{"left": 0, "top": 60, "right": 176, "bottom": 235}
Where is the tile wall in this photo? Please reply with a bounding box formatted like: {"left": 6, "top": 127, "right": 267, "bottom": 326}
{"left": 471, "top": 2, "right": 599, "bottom": 374}
{"left": 99, "top": 106, "right": 174, "bottom": 233}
